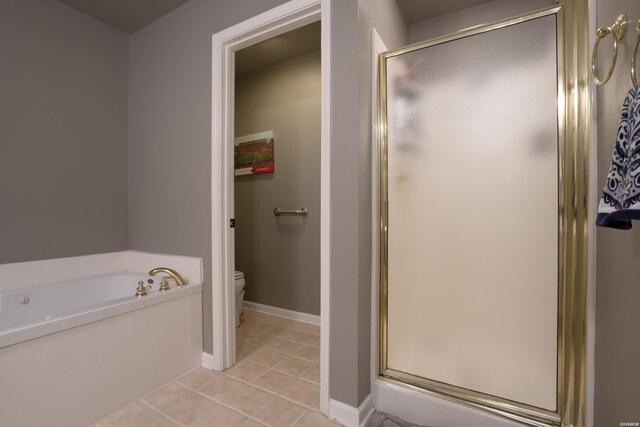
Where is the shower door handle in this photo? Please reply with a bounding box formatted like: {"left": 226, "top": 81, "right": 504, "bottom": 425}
{"left": 273, "top": 208, "right": 309, "bottom": 217}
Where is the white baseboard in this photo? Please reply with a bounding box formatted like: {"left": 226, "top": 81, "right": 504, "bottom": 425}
{"left": 201, "top": 352, "right": 216, "bottom": 370}
{"left": 359, "top": 395, "right": 375, "bottom": 426}
{"left": 243, "top": 301, "right": 320, "bottom": 326}
{"left": 328, "top": 395, "right": 374, "bottom": 427}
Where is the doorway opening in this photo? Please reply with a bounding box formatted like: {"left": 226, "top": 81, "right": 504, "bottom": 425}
{"left": 232, "top": 18, "right": 322, "bottom": 400}
{"left": 233, "top": 21, "right": 321, "bottom": 327}
{"left": 210, "top": 0, "right": 330, "bottom": 415}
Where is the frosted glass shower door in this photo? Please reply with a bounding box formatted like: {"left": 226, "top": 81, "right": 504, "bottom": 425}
{"left": 382, "top": 15, "right": 559, "bottom": 412}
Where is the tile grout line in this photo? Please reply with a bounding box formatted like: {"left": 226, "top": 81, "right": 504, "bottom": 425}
{"left": 175, "top": 372, "right": 223, "bottom": 391}
{"left": 242, "top": 352, "right": 320, "bottom": 369}
{"left": 220, "top": 368, "right": 320, "bottom": 410}
{"left": 138, "top": 399, "right": 186, "bottom": 427}
{"left": 173, "top": 361, "right": 320, "bottom": 418}
{"left": 290, "top": 408, "right": 312, "bottom": 427}
{"left": 239, "top": 338, "right": 320, "bottom": 365}
{"left": 260, "top": 331, "right": 319, "bottom": 342}
{"left": 223, "top": 398, "right": 275, "bottom": 422}
{"left": 244, "top": 356, "right": 321, "bottom": 372}
{"left": 173, "top": 380, "right": 230, "bottom": 405}
{"left": 174, "top": 375, "right": 310, "bottom": 421}
{"left": 160, "top": 380, "right": 270, "bottom": 426}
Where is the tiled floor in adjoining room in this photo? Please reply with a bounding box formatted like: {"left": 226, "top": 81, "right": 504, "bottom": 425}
{"left": 92, "top": 309, "right": 341, "bottom": 427}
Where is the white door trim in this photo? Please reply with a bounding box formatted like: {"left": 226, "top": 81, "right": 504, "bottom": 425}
{"left": 210, "top": 0, "right": 330, "bottom": 414}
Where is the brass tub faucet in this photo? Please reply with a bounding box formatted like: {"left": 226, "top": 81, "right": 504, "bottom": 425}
{"left": 148, "top": 267, "right": 189, "bottom": 287}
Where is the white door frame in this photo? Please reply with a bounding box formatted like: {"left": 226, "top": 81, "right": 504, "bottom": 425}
{"left": 210, "top": 0, "right": 331, "bottom": 414}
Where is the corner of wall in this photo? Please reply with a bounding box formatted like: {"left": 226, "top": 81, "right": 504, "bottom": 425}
{"left": 328, "top": 395, "right": 374, "bottom": 427}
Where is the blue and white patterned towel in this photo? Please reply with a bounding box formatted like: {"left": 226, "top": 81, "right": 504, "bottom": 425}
{"left": 597, "top": 84, "right": 640, "bottom": 229}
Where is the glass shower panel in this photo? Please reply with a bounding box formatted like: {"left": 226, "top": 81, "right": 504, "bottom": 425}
{"left": 385, "top": 15, "right": 558, "bottom": 411}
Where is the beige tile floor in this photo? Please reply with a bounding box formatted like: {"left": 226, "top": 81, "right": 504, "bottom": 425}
{"left": 92, "top": 309, "right": 341, "bottom": 427}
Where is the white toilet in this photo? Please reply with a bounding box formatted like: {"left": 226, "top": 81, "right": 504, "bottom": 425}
{"left": 234, "top": 271, "right": 246, "bottom": 327}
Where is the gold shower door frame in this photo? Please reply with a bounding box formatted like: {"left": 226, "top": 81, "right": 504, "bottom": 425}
{"left": 377, "top": 2, "right": 589, "bottom": 427}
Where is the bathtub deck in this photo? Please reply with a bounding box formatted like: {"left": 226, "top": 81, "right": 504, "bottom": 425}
{"left": 92, "top": 309, "right": 338, "bottom": 427}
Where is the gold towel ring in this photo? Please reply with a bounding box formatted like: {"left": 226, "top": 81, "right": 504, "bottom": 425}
{"left": 592, "top": 14, "right": 627, "bottom": 86}
{"left": 631, "top": 21, "right": 640, "bottom": 85}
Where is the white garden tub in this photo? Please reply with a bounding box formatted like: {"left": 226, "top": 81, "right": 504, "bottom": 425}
{"left": 0, "top": 273, "right": 199, "bottom": 348}
{"left": 0, "top": 261, "right": 203, "bottom": 427}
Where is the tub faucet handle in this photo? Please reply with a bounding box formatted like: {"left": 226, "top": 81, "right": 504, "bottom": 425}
{"left": 159, "top": 276, "right": 171, "bottom": 292}
{"left": 135, "top": 281, "right": 148, "bottom": 297}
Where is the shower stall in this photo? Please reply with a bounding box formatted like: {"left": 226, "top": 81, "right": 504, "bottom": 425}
{"left": 375, "top": 2, "right": 591, "bottom": 426}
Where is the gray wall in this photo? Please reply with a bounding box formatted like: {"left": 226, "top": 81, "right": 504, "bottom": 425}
{"left": 328, "top": 0, "right": 361, "bottom": 406}
{"left": 127, "top": 0, "right": 288, "bottom": 355}
{"left": 595, "top": 0, "right": 640, "bottom": 424}
{"left": 356, "top": 0, "right": 409, "bottom": 408}
{"left": 234, "top": 51, "right": 321, "bottom": 315}
{"left": 408, "top": 0, "right": 554, "bottom": 43}
{"left": 0, "top": 0, "right": 129, "bottom": 263}
{"left": 327, "top": 0, "right": 409, "bottom": 408}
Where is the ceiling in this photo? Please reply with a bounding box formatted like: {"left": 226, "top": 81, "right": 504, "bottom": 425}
{"left": 396, "top": 0, "right": 494, "bottom": 25}
{"left": 55, "top": 0, "right": 495, "bottom": 35}
{"left": 56, "top": 0, "right": 189, "bottom": 34}
{"left": 235, "top": 21, "right": 321, "bottom": 77}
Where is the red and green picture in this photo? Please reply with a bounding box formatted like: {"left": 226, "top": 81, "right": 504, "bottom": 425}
{"left": 234, "top": 131, "right": 275, "bottom": 176}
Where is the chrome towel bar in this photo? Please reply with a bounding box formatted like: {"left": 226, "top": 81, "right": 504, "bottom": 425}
{"left": 273, "top": 208, "right": 309, "bottom": 217}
